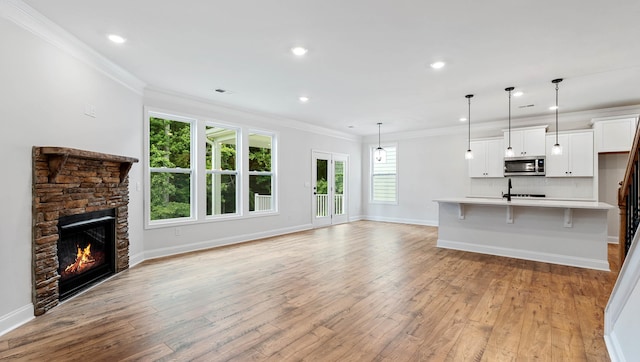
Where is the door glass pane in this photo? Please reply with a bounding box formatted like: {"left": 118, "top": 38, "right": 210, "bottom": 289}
{"left": 316, "top": 159, "right": 328, "bottom": 217}
{"left": 334, "top": 161, "right": 345, "bottom": 215}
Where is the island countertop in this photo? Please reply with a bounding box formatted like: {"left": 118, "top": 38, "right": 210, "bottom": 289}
{"left": 434, "top": 197, "right": 614, "bottom": 210}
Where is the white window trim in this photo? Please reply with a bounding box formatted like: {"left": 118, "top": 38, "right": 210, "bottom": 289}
{"left": 144, "top": 107, "right": 279, "bottom": 229}
{"left": 247, "top": 130, "right": 278, "bottom": 213}
{"left": 204, "top": 121, "right": 241, "bottom": 219}
{"left": 145, "top": 110, "right": 197, "bottom": 227}
{"left": 370, "top": 143, "right": 398, "bottom": 205}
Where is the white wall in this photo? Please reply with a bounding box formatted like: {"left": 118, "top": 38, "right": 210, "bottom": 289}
{"left": 362, "top": 131, "right": 469, "bottom": 225}
{"left": 0, "top": 17, "right": 144, "bottom": 334}
{"left": 599, "top": 153, "right": 629, "bottom": 243}
{"left": 141, "top": 90, "right": 362, "bottom": 259}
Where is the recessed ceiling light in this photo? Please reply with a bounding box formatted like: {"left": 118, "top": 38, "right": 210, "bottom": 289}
{"left": 107, "top": 34, "right": 126, "bottom": 44}
{"left": 299, "top": 96, "right": 310, "bottom": 102}
{"left": 513, "top": 91, "right": 524, "bottom": 97}
{"left": 430, "top": 61, "right": 446, "bottom": 69}
{"left": 291, "top": 47, "right": 308, "bottom": 56}
{"left": 549, "top": 105, "right": 558, "bottom": 110}
{"left": 459, "top": 117, "right": 467, "bottom": 122}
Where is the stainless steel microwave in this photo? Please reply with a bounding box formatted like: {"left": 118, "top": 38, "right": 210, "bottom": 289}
{"left": 504, "top": 156, "right": 545, "bottom": 176}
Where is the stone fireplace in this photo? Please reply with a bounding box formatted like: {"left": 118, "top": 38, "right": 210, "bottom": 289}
{"left": 32, "top": 146, "right": 138, "bottom": 316}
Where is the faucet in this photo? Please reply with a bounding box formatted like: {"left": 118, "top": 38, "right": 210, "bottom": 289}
{"left": 502, "top": 178, "right": 512, "bottom": 201}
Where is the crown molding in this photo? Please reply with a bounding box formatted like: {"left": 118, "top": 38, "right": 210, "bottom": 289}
{"left": 363, "top": 104, "right": 640, "bottom": 142}
{"left": 144, "top": 86, "right": 362, "bottom": 143}
{"left": 1, "top": 0, "right": 145, "bottom": 95}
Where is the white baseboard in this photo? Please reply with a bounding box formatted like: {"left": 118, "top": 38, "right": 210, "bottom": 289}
{"left": 349, "top": 215, "right": 364, "bottom": 222}
{"left": 609, "top": 236, "right": 620, "bottom": 244}
{"left": 604, "top": 330, "right": 623, "bottom": 362}
{"left": 437, "top": 239, "right": 610, "bottom": 271}
{"left": 129, "top": 251, "right": 145, "bottom": 268}
{"left": 143, "top": 224, "right": 313, "bottom": 261}
{"left": 0, "top": 304, "right": 34, "bottom": 337}
{"left": 605, "top": 228, "right": 640, "bottom": 362}
{"left": 363, "top": 215, "right": 438, "bottom": 227}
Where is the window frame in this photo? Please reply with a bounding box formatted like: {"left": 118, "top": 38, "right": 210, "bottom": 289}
{"left": 204, "top": 121, "right": 241, "bottom": 219}
{"left": 146, "top": 111, "right": 196, "bottom": 226}
{"left": 144, "top": 107, "right": 279, "bottom": 229}
{"left": 248, "top": 130, "right": 277, "bottom": 213}
{"left": 370, "top": 143, "right": 398, "bottom": 205}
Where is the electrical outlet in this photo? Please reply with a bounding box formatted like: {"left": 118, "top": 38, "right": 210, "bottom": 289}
{"left": 175, "top": 227, "right": 181, "bottom": 236}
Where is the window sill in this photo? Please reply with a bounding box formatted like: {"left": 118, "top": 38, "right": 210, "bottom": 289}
{"left": 145, "top": 210, "right": 280, "bottom": 230}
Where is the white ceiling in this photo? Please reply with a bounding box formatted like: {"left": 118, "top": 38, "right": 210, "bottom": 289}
{"left": 23, "top": 0, "right": 640, "bottom": 136}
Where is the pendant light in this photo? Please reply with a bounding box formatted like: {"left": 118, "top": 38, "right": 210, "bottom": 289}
{"left": 374, "top": 122, "right": 386, "bottom": 163}
{"left": 465, "top": 94, "right": 474, "bottom": 160}
{"left": 505, "top": 87, "right": 515, "bottom": 157}
{"left": 551, "top": 78, "right": 563, "bottom": 155}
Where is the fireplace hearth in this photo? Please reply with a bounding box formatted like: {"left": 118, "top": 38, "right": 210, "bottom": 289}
{"left": 57, "top": 209, "right": 116, "bottom": 300}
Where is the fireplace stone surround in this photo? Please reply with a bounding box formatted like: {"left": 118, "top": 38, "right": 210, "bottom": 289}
{"left": 32, "top": 146, "right": 138, "bottom": 316}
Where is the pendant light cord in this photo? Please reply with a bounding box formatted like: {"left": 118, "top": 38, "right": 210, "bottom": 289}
{"left": 555, "top": 82, "right": 559, "bottom": 145}
{"left": 377, "top": 122, "right": 382, "bottom": 148}
{"left": 503, "top": 87, "right": 515, "bottom": 149}
{"left": 468, "top": 97, "right": 471, "bottom": 149}
{"left": 465, "top": 94, "right": 473, "bottom": 150}
{"left": 508, "top": 89, "right": 512, "bottom": 147}
{"left": 551, "top": 78, "right": 563, "bottom": 146}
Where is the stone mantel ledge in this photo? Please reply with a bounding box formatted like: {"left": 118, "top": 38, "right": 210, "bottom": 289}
{"left": 38, "top": 146, "right": 139, "bottom": 183}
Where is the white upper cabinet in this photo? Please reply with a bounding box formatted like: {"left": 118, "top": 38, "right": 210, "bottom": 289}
{"left": 545, "top": 130, "right": 594, "bottom": 177}
{"left": 592, "top": 116, "right": 639, "bottom": 153}
{"left": 503, "top": 126, "right": 547, "bottom": 156}
{"left": 468, "top": 138, "right": 504, "bottom": 178}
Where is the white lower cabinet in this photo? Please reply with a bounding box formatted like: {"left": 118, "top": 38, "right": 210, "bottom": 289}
{"left": 469, "top": 138, "right": 504, "bottom": 178}
{"left": 545, "top": 131, "right": 593, "bottom": 177}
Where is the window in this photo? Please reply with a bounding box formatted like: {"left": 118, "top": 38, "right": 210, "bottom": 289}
{"left": 371, "top": 146, "right": 397, "bottom": 203}
{"left": 206, "top": 124, "right": 239, "bottom": 216}
{"left": 249, "top": 132, "right": 275, "bottom": 212}
{"left": 146, "top": 109, "right": 278, "bottom": 226}
{"left": 148, "top": 114, "right": 194, "bottom": 221}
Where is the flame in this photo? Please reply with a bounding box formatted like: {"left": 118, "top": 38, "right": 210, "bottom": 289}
{"left": 64, "top": 244, "right": 95, "bottom": 274}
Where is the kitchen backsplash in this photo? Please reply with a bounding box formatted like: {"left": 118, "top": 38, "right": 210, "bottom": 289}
{"left": 469, "top": 176, "right": 595, "bottom": 200}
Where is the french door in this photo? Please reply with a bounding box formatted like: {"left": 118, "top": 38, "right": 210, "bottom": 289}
{"left": 312, "top": 151, "right": 348, "bottom": 227}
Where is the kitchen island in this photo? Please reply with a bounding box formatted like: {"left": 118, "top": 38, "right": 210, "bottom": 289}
{"left": 433, "top": 197, "right": 614, "bottom": 270}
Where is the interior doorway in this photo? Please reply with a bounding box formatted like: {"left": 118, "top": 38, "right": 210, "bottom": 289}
{"left": 312, "top": 151, "right": 349, "bottom": 227}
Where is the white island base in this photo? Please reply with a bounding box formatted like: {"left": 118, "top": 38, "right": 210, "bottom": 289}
{"left": 434, "top": 198, "right": 614, "bottom": 271}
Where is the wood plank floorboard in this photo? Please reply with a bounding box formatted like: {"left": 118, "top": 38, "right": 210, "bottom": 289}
{"left": 0, "top": 221, "right": 618, "bottom": 361}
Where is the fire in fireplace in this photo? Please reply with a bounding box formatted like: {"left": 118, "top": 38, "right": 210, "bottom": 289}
{"left": 57, "top": 208, "right": 116, "bottom": 300}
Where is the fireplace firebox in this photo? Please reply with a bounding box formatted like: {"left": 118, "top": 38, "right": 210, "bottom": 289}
{"left": 57, "top": 208, "right": 116, "bottom": 300}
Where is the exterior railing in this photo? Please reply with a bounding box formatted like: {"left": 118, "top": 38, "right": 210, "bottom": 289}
{"left": 254, "top": 194, "right": 344, "bottom": 216}
{"left": 254, "top": 194, "right": 272, "bottom": 211}
{"left": 316, "top": 194, "right": 329, "bottom": 217}
{"left": 334, "top": 194, "right": 344, "bottom": 215}
{"left": 316, "top": 194, "right": 345, "bottom": 217}
{"left": 619, "top": 123, "right": 640, "bottom": 265}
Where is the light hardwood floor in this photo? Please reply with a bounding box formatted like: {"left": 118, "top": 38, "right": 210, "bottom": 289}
{"left": 0, "top": 221, "right": 619, "bottom": 361}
